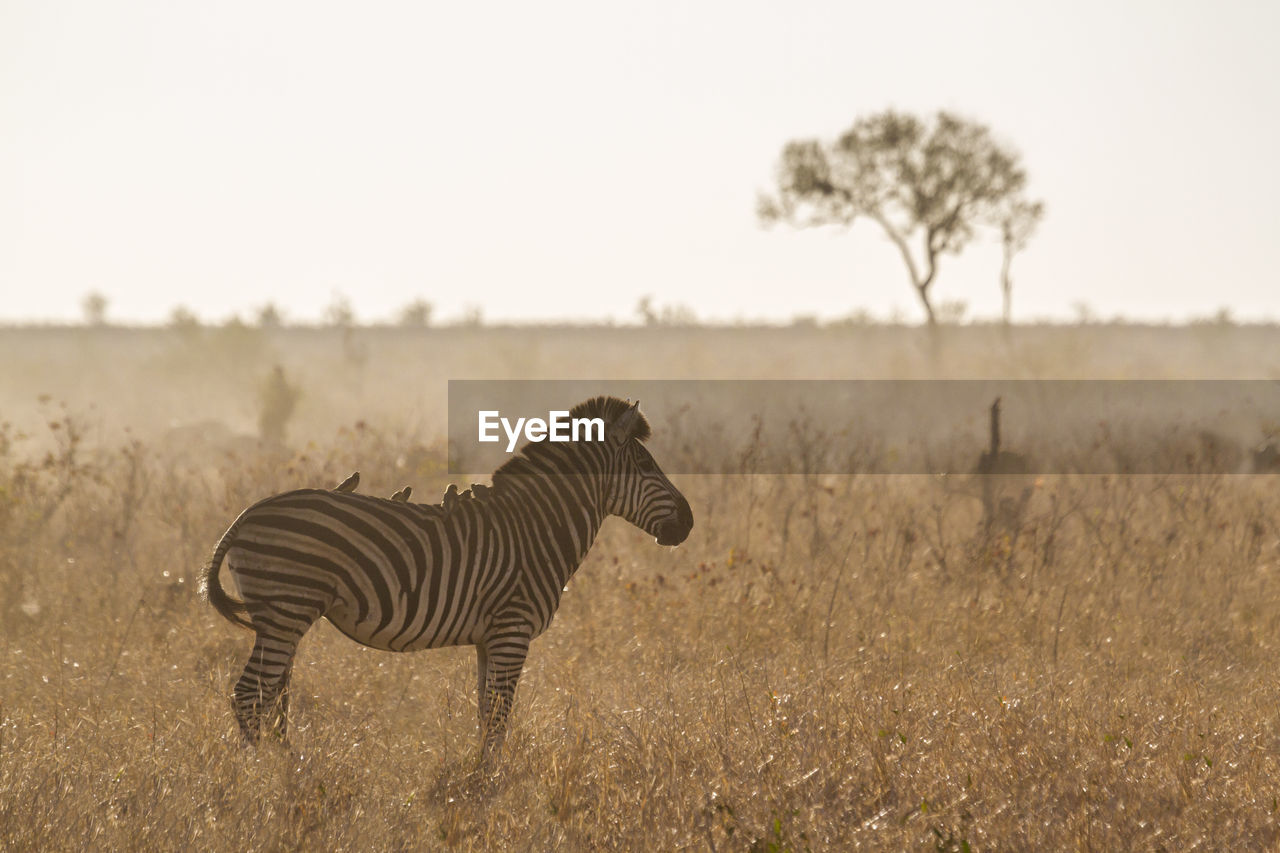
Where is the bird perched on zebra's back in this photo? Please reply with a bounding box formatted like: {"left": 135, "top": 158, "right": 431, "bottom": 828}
{"left": 390, "top": 485, "right": 413, "bottom": 502}
{"left": 442, "top": 483, "right": 460, "bottom": 514}
{"left": 334, "top": 471, "right": 360, "bottom": 493}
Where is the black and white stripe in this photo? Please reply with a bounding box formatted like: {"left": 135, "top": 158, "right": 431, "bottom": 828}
{"left": 200, "top": 396, "right": 693, "bottom": 758}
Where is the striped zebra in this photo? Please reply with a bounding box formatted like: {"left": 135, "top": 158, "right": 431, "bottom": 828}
{"left": 200, "top": 396, "right": 693, "bottom": 759}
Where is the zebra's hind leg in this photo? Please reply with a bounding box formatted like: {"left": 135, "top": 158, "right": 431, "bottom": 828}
{"left": 232, "top": 632, "right": 301, "bottom": 743}
{"left": 269, "top": 659, "right": 295, "bottom": 740}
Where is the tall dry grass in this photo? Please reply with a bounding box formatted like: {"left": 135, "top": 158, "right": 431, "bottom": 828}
{"left": 3, "top": 325, "right": 1280, "bottom": 849}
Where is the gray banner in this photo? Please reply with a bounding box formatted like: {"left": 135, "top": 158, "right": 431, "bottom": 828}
{"left": 447, "top": 380, "right": 1280, "bottom": 475}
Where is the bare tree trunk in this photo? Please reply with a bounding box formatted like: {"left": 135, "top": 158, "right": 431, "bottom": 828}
{"left": 997, "top": 201, "right": 1043, "bottom": 331}
{"left": 868, "top": 211, "right": 942, "bottom": 366}
{"left": 915, "top": 280, "right": 937, "bottom": 327}
{"left": 871, "top": 212, "right": 938, "bottom": 328}
{"left": 1000, "top": 254, "right": 1013, "bottom": 326}
{"left": 915, "top": 256, "right": 940, "bottom": 369}
{"left": 1000, "top": 230, "right": 1015, "bottom": 326}
{"left": 980, "top": 398, "right": 1003, "bottom": 535}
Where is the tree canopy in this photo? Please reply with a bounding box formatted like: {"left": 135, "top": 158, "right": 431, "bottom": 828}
{"left": 760, "top": 109, "right": 1043, "bottom": 325}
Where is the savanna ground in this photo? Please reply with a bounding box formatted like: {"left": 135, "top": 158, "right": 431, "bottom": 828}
{"left": 3, "top": 323, "right": 1280, "bottom": 850}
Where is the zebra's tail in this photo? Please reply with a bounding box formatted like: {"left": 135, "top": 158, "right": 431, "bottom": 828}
{"left": 199, "top": 515, "right": 252, "bottom": 630}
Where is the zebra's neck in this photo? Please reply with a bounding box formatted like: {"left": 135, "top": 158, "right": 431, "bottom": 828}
{"left": 488, "top": 469, "right": 607, "bottom": 590}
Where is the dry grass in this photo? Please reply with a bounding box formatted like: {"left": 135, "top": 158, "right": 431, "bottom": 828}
{"left": 3, "top": 326, "right": 1280, "bottom": 850}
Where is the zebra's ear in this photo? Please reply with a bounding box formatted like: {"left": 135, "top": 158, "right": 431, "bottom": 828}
{"left": 610, "top": 400, "right": 642, "bottom": 443}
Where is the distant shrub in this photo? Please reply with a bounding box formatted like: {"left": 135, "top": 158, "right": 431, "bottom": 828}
{"left": 324, "top": 293, "right": 356, "bottom": 328}
{"left": 636, "top": 295, "right": 696, "bottom": 327}
{"left": 167, "top": 306, "right": 201, "bottom": 332}
{"left": 255, "top": 303, "right": 285, "bottom": 329}
{"left": 257, "top": 366, "right": 302, "bottom": 445}
{"left": 81, "top": 291, "right": 109, "bottom": 326}
{"left": 398, "top": 299, "right": 433, "bottom": 328}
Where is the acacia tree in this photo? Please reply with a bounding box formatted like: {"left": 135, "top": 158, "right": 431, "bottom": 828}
{"left": 759, "top": 110, "right": 1042, "bottom": 326}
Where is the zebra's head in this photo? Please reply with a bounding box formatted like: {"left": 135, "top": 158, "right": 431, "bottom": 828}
{"left": 601, "top": 400, "right": 693, "bottom": 547}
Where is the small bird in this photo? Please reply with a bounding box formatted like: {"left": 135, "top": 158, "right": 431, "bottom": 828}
{"left": 442, "top": 483, "right": 460, "bottom": 514}
{"left": 390, "top": 486, "right": 413, "bottom": 502}
{"left": 335, "top": 472, "right": 360, "bottom": 493}
{"left": 471, "top": 483, "right": 491, "bottom": 499}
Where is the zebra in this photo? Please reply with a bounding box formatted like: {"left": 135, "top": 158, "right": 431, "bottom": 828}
{"left": 200, "top": 396, "right": 693, "bottom": 760}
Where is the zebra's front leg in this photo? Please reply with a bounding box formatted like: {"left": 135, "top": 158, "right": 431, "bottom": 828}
{"left": 474, "top": 644, "right": 489, "bottom": 727}
{"left": 477, "top": 628, "right": 531, "bottom": 763}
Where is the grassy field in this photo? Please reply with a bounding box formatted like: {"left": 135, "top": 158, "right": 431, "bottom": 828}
{"left": 3, "top": 324, "right": 1280, "bottom": 849}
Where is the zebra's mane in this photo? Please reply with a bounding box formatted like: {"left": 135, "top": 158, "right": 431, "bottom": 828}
{"left": 489, "top": 396, "right": 650, "bottom": 490}
{"left": 570, "top": 395, "right": 650, "bottom": 443}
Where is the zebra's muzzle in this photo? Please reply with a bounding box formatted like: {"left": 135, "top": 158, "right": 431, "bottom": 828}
{"left": 655, "top": 497, "right": 694, "bottom": 546}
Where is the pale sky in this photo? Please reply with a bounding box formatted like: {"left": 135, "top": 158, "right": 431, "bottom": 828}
{"left": 1, "top": 1, "right": 1277, "bottom": 325}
